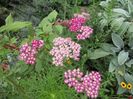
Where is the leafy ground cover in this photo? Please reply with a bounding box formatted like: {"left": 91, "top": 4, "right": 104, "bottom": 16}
{"left": 0, "top": 0, "right": 133, "bottom": 99}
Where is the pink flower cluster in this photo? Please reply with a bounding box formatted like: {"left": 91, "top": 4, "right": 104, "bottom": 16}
{"left": 19, "top": 40, "right": 44, "bottom": 64}
{"left": 64, "top": 69, "right": 101, "bottom": 98}
{"left": 50, "top": 37, "right": 81, "bottom": 66}
{"left": 77, "top": 26, "right": 93, "bottom": 40}
{"left": 68, "top": 17, "right": 86, "bottom": 32}
{"left": 68, "top": 14, "right": 93, "bottom": 40}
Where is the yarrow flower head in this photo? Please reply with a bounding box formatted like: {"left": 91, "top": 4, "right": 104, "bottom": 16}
{"left": 64, "top": 68, "right": 84, "bottom": 92}
{"left": 50, "top": 37, "right": 81, "bottom": 66}
{"left": 68, "top": 13, "right": 93, "bottom": 40}
{"left": 68, "top": 16, "right": 86, "bottom": 32}
{"left": 82, "top": 71, "right": 101, "bottom": 98}
{"left": 77, "top": 26, "right": 93, "bottom": 40}
{"left": 19, "top": 40, "right": 44, "bottom": 64}
{"left": 64, "top": 69, "right": 101, "bottom": 98}
{"left": 32, "top": 40, "right": 44, "bottom": 49}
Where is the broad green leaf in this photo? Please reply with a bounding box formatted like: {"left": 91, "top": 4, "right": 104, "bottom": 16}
{"left": 89, "top": 49, "right": 112, "bottom": 59}
{"left": 124, "top": 73, "right": 133, "bottom": 83}
{"left": 39, "top": 18, "right": 49, "bottom": 28}
{"left": 128, "top": 23, "right": 133, "bottom": 33}
{"left": 113, "top": 8, "right": 130, "bottom": 17}
{"left": 48, "top": 33, "right": 58, "bottom": 43}
{"left": 128, "top": 0, "right": 133, "bottom": 14}
{"left": 54, "top": 25, "right": 63, "bottom": 34}
{"left": 0, "top": 21, "right": 32, "bottom": 32}
{"left": 111, "top": 33, "right": 124, "bottom": 49}
{"left": 99, "top": 1, "right": 109, "bottom": 8}
{"left": 131, "top": 88, "right": 133, "bottom": 95}
{"left": 101, "top": 43, "right": 114, "bottom": 52}
{"left": 43, "top": 23, "right": 53, "bottom": 33}
{"left": 117, "top": 65, "right": 125, "bottom": 76}
{"left": 109, "top": 57, "right": 118, "bottom": 72}
{"left": 39, "top": 10, "right": 58, "bottom": 27}
{"left": 111, "top": 17, "right": 125, "bottom": 31}
{"left": 109, "top": 61, "right": 116, "bottom": 72}
{"left": 11, "top": 37, "right": 17, "bottom": 43}
{"left": 47, "top": 10, "right": 58, "bottom": 22}
{"left": 5, "top": 14, "right": 13, "bottom": 25}
{"left": 35, "top": 28, "right": 44, "bottom": 36}
{"left": 118, "top": 50, "right": 129, "bottom": 65}
{"left": 111, "top": 47, "right": 121, "bottom": 53}
{"left": 100, "top": 19, "right": 108, "bottom": 29}
{"left": 116, "top": 74, "right": 124, "bottom": 84}
{"left": 118, "top": 22, "right": 130, "bottom": 35}
{"left": 128, "top": 38, "right": 133, "bottom": 48}
{"left": 126, "top": 59, "right": 133, "bottom": 67}
{"left": 117, "top": 86, "right": 126, "bottom": 94}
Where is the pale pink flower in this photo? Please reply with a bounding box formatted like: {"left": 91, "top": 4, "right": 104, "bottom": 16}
{"left": 64, "top": 69, "right": 101, "bottom": 98}
{"left": 19, "top": 40, "right": 44, "bottom": 64}
{"left": 50, "top": 37, "right": 81, "bottom": 66}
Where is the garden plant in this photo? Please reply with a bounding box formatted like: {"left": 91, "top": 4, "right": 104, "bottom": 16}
{"left": 0, "top": 0, "right": 133, "bottom": 99}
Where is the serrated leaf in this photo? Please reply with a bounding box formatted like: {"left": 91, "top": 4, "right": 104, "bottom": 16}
{"left": 43, "top": 23, "right": 52, "bottom": 33}
{"left": 0, "top": 21, "right": 32, "bottom": 32}
{"left": 39, "top": 10, "right": 58, "bottom": 27}
{"left": 118, "top": 50, "right": 129, "bottom": 65}
{"left": 54, "top": 25, "right": 63, "bottom": 34}
{"left": 111, "top": 33, "right": 124, "bottom": 49}
{"left": 89, "top": 49, "right": 112, "bottom": 59}
{"left": 5, "top": 14, "right": 13, "bottom": 25}
{"left": 47, "top": 10, "right": 58, "bottom": 22}
{"left": 11, "top": 37, "right": 17, "bottom": 43}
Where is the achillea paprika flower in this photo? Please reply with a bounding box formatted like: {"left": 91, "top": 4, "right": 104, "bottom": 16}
{"left": 77, "top": 26, "right": 93, "bottom": 40}
{"left": 68, "top": 16, "right": 86, "bottom": 32}
{"left": 50, "top": 37, "right": 81, "bottom": 66}
{"left": 64, "top": 69, "right": 101, "bottom": 98}
{"left": 19, "top": 40, "right": 44, "bottom": 64}
{"left": 82, "top": 71, "right": 101, "bottom": 98}
{"left": 68, "top": 14, "right": 93, "bottom": 40}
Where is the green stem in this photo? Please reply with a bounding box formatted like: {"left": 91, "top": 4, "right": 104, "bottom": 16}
{"left": 6, "top": 76, "right": 29, "bottom": 98}
{"left": 63, "top": 0, "right": 67, "bottom": 19}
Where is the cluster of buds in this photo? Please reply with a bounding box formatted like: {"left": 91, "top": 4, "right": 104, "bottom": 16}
{"left": 50, "top": 37, "right": 81, "bottom": 66}
{"left": 77, "top": 26, "right": 93, "bottom": 40}
{"left": 82, "top": 71, "right": 101, "bottom": 98}
{"left": 68, "top": 17, "right": 86, "bottom": 32}
{"left": 19, "top": 40, "right": 44, "bottom": 64}
{"left": 68, "top": 13, "right": 93, "bottom": 40}
{"left": 64, "top": 69, "right": 101, "bottom": 98}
